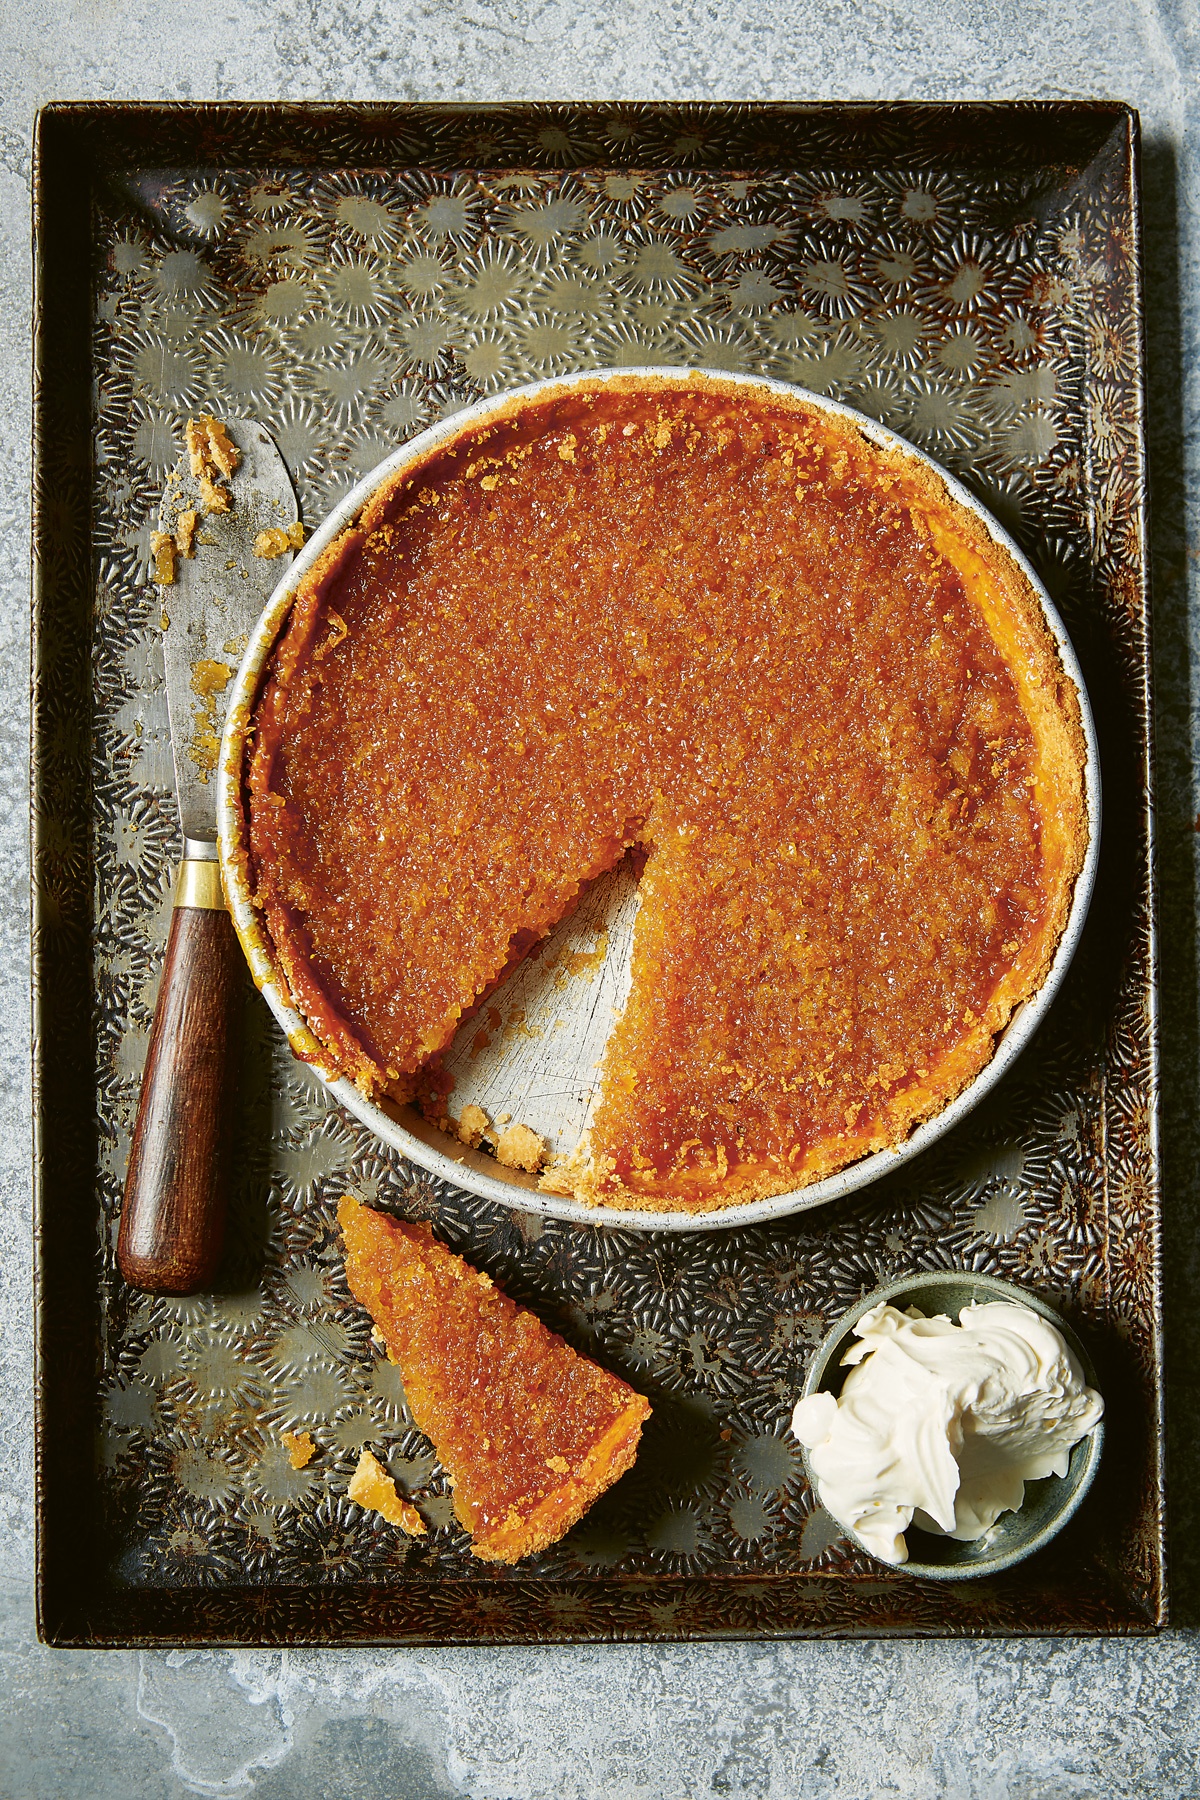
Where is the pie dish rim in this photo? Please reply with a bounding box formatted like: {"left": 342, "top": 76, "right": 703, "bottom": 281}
{"left": 216, "top": 364, "right": 1103, "bottom": 1234}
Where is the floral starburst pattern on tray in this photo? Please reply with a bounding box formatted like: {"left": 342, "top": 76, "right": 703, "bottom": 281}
{"left": 30, "top": 102, "right": 1162, "bottom": 1640}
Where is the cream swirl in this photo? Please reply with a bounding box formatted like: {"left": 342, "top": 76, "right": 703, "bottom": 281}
{"left": 791, "top": 1299, "right": 1104, "bottom": 1566}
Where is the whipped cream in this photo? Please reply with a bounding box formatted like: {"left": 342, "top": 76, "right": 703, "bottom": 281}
{"left": 791, "top": 1299, "right": 1104, "bottom": 1566}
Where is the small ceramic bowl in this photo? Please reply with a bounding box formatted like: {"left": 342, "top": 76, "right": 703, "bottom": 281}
{"left": 797, "top": 1269, "right": 1104, "bottom": 1580}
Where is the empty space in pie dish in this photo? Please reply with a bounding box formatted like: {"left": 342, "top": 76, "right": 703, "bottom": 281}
{"left": 218, "top": 367, "right": 1101, "bottom": 1233}
{"left": 436, "top": 855, "right": 639, "bottom": 1166}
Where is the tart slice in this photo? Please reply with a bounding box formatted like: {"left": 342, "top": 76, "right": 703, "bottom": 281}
{"left": 337, "top": 1194, "right": 650, "bottom": 1562}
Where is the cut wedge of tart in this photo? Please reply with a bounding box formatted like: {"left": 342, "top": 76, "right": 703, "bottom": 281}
{"left": 337, "top": 1195, "right": 650, "bottom": 1562}
{"left": 245, "top": 374, "right": 1090, "bottom": 1214}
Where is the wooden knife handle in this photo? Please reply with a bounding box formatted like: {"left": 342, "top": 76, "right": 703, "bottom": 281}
{"left": 118, "top": 865, "right": 244, "bottom": 1293}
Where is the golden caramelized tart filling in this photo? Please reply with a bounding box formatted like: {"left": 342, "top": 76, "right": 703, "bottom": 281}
{"left": 245, "top": 375, "right": 1088, "bottom": 1213}
{"left": 338, "top": 1195, "right": 650, "bottom": 1562}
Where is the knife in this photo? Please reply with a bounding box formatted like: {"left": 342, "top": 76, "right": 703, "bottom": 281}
{"left": 118, "top": 416, "right": 301, "bottom": 1294}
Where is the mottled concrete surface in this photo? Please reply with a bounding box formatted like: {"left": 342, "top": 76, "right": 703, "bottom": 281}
{"left": 7, "top": 2, "right": 1200, "bottom": 1794}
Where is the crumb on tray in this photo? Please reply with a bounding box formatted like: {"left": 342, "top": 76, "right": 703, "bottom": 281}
{"left": 281, "top": 1428, "right": 316, "bottom": 1469}
{"left": 348, "top": 1448, "right": 426, "bottom": 1536}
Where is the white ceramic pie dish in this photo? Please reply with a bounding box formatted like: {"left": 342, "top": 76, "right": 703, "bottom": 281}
{"left": 216, "top": 366, "right": 1102, "bottom": 1233}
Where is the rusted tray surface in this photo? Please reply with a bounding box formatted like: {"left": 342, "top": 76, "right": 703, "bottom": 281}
{"left": 33, "top": 101, "right": 1163, "bottom": 1644}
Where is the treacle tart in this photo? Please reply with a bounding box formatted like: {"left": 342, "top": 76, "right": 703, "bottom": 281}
{"left": 246, "top": 375, "right": 1088, "bottom": 1212}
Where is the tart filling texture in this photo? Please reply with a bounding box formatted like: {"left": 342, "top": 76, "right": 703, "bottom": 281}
{"left": 244, "top": 375, "right": 1088, "bottom": 1213}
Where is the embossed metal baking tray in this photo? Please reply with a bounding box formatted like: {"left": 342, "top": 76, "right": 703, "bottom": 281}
{"left": 33, "top": 101, "right": 1164, "bottom": 1644}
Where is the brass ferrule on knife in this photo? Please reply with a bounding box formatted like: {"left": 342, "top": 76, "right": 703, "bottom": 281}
{"left": 174, "top": 840, "right": 226, "bottom": 910}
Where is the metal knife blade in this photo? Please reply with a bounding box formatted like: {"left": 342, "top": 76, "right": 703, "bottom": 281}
{"left": 157, "top": 416, "right": 300, "bottom": 848}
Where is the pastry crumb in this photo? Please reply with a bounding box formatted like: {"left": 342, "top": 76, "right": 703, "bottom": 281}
{"left": 150, "top": 531, "right": 177, "bottom": 586}
{"left": 253, "top": 525, "right": 301, "bottom": 560}
{"left": 175, "top": 509, "right": 198, "bottom": 558}
{"left": 186, "top": 414, "right": 240, "bottom": 514}
{"left": 457, "top": 1103, "right": 490, "bottom": 1149}
{"left": 348, "top": 1448, "right": 426, "bottom": 1535}
{"left": 495, "top": 1122, "right": 547, "bottom": 1173}
{"left": 187, "top": 413, "right": 240, "bottom": 480}
{"left": 198, "top": 473, "right": 231, "bottom": 514}
{"left": 281, "top": 1428, "right": 316, "bottom": 1469}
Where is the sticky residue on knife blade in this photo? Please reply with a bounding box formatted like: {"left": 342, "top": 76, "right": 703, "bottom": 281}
{"left": 188, "top": 658, "right": 234, "bottom": 782}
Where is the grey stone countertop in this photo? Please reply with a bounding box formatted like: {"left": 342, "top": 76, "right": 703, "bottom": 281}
{"left": 6, "top": 2, "right": 1200, "bottom": 1794}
